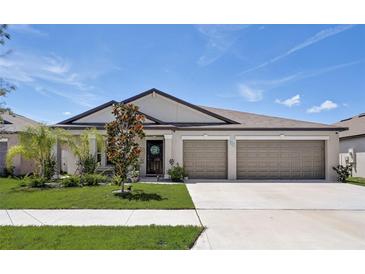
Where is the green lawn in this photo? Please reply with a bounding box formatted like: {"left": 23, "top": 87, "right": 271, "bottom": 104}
{"left": 347, "top": 177, "right": 365, "bottom": 187}
{"left": 0, "top": 178, "right": 194, "bottom": 209}
{"left": 0, "top": 225, "right": 203, "bottom": 250}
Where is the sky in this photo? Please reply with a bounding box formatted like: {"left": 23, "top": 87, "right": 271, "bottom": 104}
{"left": 1, "top": 24, "right": 364, "bottom": 125}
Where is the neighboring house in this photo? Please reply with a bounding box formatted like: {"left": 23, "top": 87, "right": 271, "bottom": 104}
{"left": 55, "top": 88, "right": 345, "bottom": 181}
{"left": 335, "top": 113, "right": 365, "bottom": 178}
{"left": 0, "top": 112, "right": 39, "bottom": 175}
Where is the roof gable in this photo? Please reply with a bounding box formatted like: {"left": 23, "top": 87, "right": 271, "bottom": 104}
{"left": 59, "top": 89, "right": 237, "bottom": 125}
{"left": 56, "top": 88, "right": 343, "bottom": 131}
{"left": 123, "top": 89, "right": 236, "bottom": 124}
{"left": 1, "top": 112, "right": 39, "bottom": 132}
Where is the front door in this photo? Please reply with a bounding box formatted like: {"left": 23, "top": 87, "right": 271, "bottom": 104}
{"left": 146, "top": 140, "right": 164, "bottom": 175}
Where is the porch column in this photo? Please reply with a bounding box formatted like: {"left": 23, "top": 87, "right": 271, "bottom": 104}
{"left": 164, "top": 134, "right": 173, "bottom": 179}
{"left": 53, "top": 140, "right": 61, "bottom": 178}
{"left": 89, "top": 135, "right": 97, "bottom": 160}
{"left": 101, "top": 150, "right": 107, "bottom": 166}
{"left": 227, "top": 135, "right": 237, "bottom": 180}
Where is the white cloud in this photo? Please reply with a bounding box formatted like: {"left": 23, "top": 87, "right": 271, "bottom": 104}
{"left": 196, "top": 25, "right": 250, "bottom": 66}
{"left": 238, "top": 84, "right": 263, "bottom": 102}
{"left": 8, "top": 24, "right": 47, "bottom": 36}
{"left": 0, "top": 51, "right": 105, "bottom": 107}
{"left": 275, "top": 94, "right": 301, "bottom": 107}
{"left": 0, "top": 51, "right": 92, "bottom": 90}
{"left": 62, "top": 111, "right": 72, "bottom": 116}
{"left": 307, "top": 100, "right": 338, "bottom": 113}
{"left": 240, "top": 25, "right": 356, "bottom": 75}
{"left": 248, "top": 60, "right": 364, "bottom": 91}
{"left": 34, "top": 86, "right": 99, "bottom": 108}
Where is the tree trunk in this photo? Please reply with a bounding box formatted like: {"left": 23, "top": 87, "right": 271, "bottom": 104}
{"left": 121, "top": 179, "right": 125, "bottom": 193}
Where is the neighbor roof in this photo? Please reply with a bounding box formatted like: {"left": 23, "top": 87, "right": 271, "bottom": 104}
{"left": 1, "top": 112, "right": 39, "bottom": 133}
{"left": 335, "top": 113, "right": 365, "bottom": 139}
{"left": 56, "top": 88, "right": 346, "bottom": 131}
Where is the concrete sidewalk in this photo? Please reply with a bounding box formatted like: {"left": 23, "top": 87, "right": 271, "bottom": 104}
{"left": 0, "top": 209, "right": 201, "bottom": 226}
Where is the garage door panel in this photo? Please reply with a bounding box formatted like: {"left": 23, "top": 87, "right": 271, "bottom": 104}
{"left": 183, "top": 140, "right": 227, "bottom": 179}
{"left": 0, "top": 141, "right": 7, "bottom": 175}
{"left": 237, "top": 140, "right": 325, "bottom": 179}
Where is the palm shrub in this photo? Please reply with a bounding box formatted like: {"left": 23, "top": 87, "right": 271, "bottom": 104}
{"left": 66, "top": 128, "right": 104, "bottom": 175}
{"left": 106, "top": 103, "right": 145, "bottom": 193}
{"left": 333, "top": 164, "right": 353, "bottom": 182}
{"left": 6, "top": 125, "right": 68, "bottom": 179}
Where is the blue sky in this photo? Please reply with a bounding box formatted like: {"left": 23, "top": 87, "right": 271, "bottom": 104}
{"left": 1, "top": 24, "right": 364, "bottom": 124}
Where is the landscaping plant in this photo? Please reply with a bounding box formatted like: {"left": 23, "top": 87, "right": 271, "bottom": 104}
{"left": 333, "top": 164, "right": 353, "bottom": 182}
{"left": 0, "top": 25, "right": 15, "bottom": 123}
{"left": 80, "top": 174, "right": 109, "bottom": 186}
{"left": 25, "top": 176, "right": 48, "bottom": 188}
{"left": 6, "top": 125, "right": 68, "bottom": 179}
{"left": 106, "top": 103, "right": 145, "bottom": 193}
{"left": 167, "top": 159, "right": 187, "bottom": 182}
{"left": 66, "top": 128, "right": 104, "bottom": 175}
{"left": 60, "top": 175, "right": 81, "bottom": 187}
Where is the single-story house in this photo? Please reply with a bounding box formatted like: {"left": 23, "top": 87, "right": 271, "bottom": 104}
{"left": 335, "top": 113, "right": 365, "bottom": 177}
{"left": 0, "top": 112, "right": 39, "bottom": 176}
{"left": 55, "top": 88, "right": 345, "bottom": 181}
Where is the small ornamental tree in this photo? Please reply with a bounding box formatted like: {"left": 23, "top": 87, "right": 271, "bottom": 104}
{"left": 106, "top": 103, "right": 145, "bottom": 193}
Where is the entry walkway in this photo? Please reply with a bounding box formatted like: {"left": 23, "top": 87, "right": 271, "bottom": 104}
{"left": 0, "top": 209, "right": 201, "bottom": 226}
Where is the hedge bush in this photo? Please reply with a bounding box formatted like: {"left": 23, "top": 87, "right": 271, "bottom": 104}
{"left": 60, "top": 174, "right": 109, "bottom": 187}
{"left": 80, "top": 174, "right": 109, "bottom": 186}
{"left": 60, "top": 176, "right": 81, "bottom": 187}
{"left": 26, "top": 176, "right": 48, "bottom": 188}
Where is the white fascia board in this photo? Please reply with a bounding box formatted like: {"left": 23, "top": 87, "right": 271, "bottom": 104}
{"left": 235, "top": 135, "right": 330, "bottom": 140}
{"left": 182, "top": 135, "right": 230, "bottom": 140}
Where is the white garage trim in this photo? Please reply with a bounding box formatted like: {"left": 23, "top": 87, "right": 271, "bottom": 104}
{"left": 235, "top": 135, "right": 329, "bottom": 141}
{"left": 182, "top": 135, "right": 230, "bottom": 140}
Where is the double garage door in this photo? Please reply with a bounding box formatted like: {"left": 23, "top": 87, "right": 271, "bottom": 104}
{"left": 183, "top": 140, "right": 325, "bottom": 179}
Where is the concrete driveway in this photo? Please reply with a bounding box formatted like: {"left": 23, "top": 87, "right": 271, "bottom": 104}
{"left": 187, "top": 182, "right": 365, "bottom": 249}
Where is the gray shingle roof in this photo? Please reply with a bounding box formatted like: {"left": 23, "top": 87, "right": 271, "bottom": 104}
{"left": 335, "top": 113, "right": 365, "bottom": 138}
{"left": 195, "top": 106, "right": 344, "bottom": 130}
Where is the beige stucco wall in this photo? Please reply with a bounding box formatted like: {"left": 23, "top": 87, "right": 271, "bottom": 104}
{"left": 73, "top": 93, "right": 224, "bottom": 125}
{"left": 339, "top": 136, "right": 365, "bottom": 178}
{"left": 60, "top": 129, "right": 340, "bottom": 181}
{"left": 74, "top": 106, "right": 156, "bottom": 124}
{"left": 132, "top": 93, "right": 223, "bottom": 123}
{"left": 170, "top": 130, "right": 339, "bottom": 181}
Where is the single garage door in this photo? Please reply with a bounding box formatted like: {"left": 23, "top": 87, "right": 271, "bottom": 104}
{"left": 237, "top": 140, "right": 325, "bottom": 179}
{"left": 183, "top": 140, "right": 227, "bottom": 179}
{"left": 0, "top": 141, "right": 8, "bottom": 175}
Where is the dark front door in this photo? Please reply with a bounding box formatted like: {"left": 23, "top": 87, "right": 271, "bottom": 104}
{"left": 146, "top": 140, "right": 163, "bottom": 175}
